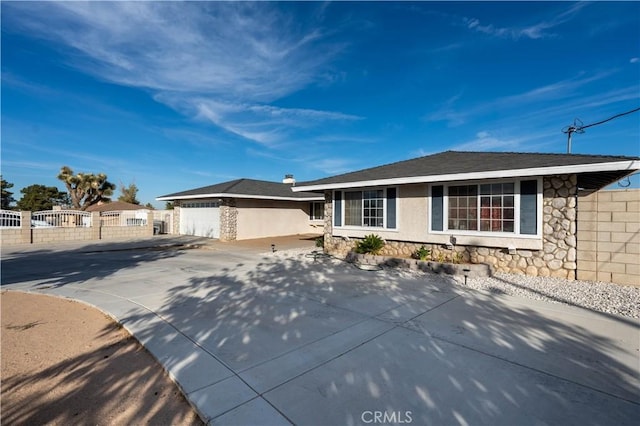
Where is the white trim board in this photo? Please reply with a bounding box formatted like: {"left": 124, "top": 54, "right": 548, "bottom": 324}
{"left": 292, "top": 160, "right": 640, "bottom": 191}
{"left": 156, "top": 193, "right": 323, "bottom": 202}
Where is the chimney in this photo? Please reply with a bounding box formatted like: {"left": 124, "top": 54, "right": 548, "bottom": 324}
{"left": 282, "top": 174, "right": 295, "bottom": 185}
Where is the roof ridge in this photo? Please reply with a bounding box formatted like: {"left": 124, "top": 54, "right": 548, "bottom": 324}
{"left": 448, "top": 150, "right": 638, "bottom": 159}
{"left": 223, "top": 178, "right": 245, "bottom": 192}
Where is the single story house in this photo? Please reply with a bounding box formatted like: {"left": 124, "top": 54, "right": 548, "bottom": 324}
{"left": 292, "top": 151, "right": 639, "bottom": 281}
{"left": 86, "top": 200, "right": 152, "bottom": 227}
{"left": 156, "top": 177, "right": 324, "bottom": 240}
{"left": 85, "top": 200, "right": 151, "bottom": 212}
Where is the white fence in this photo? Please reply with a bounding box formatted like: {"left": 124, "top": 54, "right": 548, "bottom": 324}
{"left": 0, "top": 210, "right": 21, "bottom": 228}
{"left": 1, "top": 209, "right": 156, "bottom": 229}
{"left": 31, "top": 210, "right": 92, "bottom": 228}
{"left": 101, "top": 210, "right": 149, "bottom": 227}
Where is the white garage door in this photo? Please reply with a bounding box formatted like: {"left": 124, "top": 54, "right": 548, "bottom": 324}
{"left": 179, "top": 201, "right": 220, "bottom": 238}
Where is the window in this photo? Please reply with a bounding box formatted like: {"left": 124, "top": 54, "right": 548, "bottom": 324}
{"left": 432, "top": 180, "right": 538, "bottom": 236}
{"left": 363, "top": 190, "right": 384, "bottom": 227}
{"left": 448, "top": 185, "right": 478, "bottom": 231}
{"left": 310, "top": 202, "right": 324, "bottom": 220}
{"left": 479, "top": 183, "right": 515, "bottom": 232}
{"left": 181, "top": 201, "right": 220, "bottom": 208}
{"left": 335, "top": 188, "right": 396, "bottom": 229}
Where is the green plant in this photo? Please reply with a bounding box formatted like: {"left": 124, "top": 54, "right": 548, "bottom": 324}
{"left": 315, "top": 236, "right": 324, "bottom": 248}
{"left": 412, "top": 245, "right": 431, "bottom": 261}
{"left": 354, "top": 234, "right": 385, "bottom": 255}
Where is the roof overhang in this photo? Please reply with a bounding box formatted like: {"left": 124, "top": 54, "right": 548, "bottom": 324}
{"left": 292, "top": 160, "right": 640, "bottom": 192}
{"left": 156, "top": 193, "right": 324, "bottom": 202}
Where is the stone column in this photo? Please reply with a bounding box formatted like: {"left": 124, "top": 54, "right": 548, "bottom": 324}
{"left": 542, "top": 174, "right": 577, "bottom": 279}
{"left": 219, "top": 198, "right": 237, "bottom": 241}
{"left": 323, "top": 191, "right": 333, "bottom": 253}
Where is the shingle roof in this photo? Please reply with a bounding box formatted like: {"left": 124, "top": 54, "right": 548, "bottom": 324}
{"left": 86, "top": 201, "right": 150, "bottom": 212}
{"left": 156, "top": 178, "right": 323, "bottom": 201}
{"left": 293, "top": 151, "right": 639, "bottom": 193}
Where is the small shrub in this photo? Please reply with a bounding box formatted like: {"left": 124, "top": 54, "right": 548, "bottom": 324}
{"left": 354, "top": 234, "right": 385, "bottom": 255}
{"left": 315, "top": 236, "right": 324, "bottom": 248}
{"left": 452, "top": 252, "right": 465, "bottom": 264}
{"left": 412, "top": 245, "right": 431, "bottom": 261}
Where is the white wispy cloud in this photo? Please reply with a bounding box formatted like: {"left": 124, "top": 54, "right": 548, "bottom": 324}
{"left": 631, "top": 58, "right": 640, "bottom": 64}
{"left": 453, "top": 129, "right": 560, "bottom": 153}
{"left": 463, "top": 2, "right": 589, "bottom": 40}
{"left": 4, "top": 1, "right": 353, "bottom": 146}
{"left": 426, "top": 70, "right": 616, "bottom": 127}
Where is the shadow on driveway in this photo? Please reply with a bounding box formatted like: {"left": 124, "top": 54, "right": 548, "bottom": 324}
{"left": 122, "top": 254, "right": 640, "bottom": 425}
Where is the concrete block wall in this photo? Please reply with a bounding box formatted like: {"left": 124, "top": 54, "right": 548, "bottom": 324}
{"left": 577, "top": 189, "right": 639, "bottom": 286}
{"left": 1, "top": 211, "right": 154, "bottom": 245}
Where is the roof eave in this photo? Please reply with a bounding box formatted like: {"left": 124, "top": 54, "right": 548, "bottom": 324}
{"left": 291, "top": 160, "right": 640, "bottom": 191}
{"left": 156, "top": 192, "right": 324, "bottom": 202}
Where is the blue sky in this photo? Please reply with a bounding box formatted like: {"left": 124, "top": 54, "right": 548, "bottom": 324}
{"left": 2, "top": 1, "right": 639, "bottom": 208}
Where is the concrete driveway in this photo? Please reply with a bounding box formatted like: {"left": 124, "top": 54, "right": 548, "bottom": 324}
{"left": 2, "top": 236, "right": 638, "bottom": 425}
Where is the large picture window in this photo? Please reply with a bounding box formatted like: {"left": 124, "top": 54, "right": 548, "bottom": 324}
{"left": 433, "top": 180, "right": 538, "bottom": 236}
{"left": 335, "top": 188, "right": 395, "bottom": 229}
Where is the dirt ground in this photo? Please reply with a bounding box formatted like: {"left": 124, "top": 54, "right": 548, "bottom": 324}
{"left": 1, "top": 291, "right": 203, "bottom": 426}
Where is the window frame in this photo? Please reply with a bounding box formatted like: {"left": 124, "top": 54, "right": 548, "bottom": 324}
{"left": 309, "top": 201, "right": 325, "bottom": 221}
{"left": 181, "top": 201, "right": 221, "bottom": 208}
{"left": 333, "top": 187, "right": 398, "bottom": 230}
{"left": 429, "top": 178, "right": 542, "bottom": 239}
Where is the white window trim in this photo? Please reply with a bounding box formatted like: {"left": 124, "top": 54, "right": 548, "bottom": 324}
{"left": 334, "top": 186, "right": 399, "bottom": 231}
{"left": 309, "top": 201, "right": 325, "bottom": 221}
{"left": 428, "top": 178, "right": 542, "bottom": 239}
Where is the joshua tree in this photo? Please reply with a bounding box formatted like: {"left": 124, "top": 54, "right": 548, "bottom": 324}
{"left": 57, "top": 166, "right": 116, "bottom": 210}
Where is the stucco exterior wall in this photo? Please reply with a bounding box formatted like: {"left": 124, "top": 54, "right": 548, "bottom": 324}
{"left": 323, "top": 174, "right": 578, "bottom": 278}
{"left": 577, "top": 189, "right": 639, "bottom": 286}
{"left": 235, "top": 199, "right": 321, "bottom": 240}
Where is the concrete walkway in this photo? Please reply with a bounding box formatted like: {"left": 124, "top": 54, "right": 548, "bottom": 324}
{"left": 2, "top": 236, "right": 638, "bottom": 425}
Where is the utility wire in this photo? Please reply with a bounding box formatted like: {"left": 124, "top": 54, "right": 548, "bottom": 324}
{"left": 579, "top": 107, "right": 640, "bottom": 130}
{"left": 562, "top": 106, "right": 640, "bottom": 153}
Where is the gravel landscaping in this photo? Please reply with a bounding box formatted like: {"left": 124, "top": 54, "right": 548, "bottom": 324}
{"left": 458, "top": 273, "right": 640, "bottom": 319}
{"left": 266, "top": 247, "right": 640, "bottom": 319}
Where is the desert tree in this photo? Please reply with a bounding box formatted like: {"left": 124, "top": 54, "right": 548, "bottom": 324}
{"left": 118, "top": 182, "right": 140, "bottom": 205}
{"left": 57, "top": 166, "right": 116, "bottom": 210}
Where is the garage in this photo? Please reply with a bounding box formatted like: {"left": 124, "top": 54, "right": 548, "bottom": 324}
{"left": 179, "top": 201, "right": 220, "bottom": 238}
{"left": 157, "top": 178, "right": 324, "bottom": 241}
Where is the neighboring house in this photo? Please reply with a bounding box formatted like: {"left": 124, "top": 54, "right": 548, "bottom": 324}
{"left": 292, "top": 151, "right": 639, "bottom": 282}
{"left": 156, "top": 177, "right": 324, "bottom": 240}
{"left": 85, "top": 201, "right": 151, "bottom": 212}
{"left": 86, "top": 201, "right": 152, "bottom": 227}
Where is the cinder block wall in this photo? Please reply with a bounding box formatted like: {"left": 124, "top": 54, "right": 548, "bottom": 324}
{"left": 577, "top": 189, "right": 639, "bottom": 286}
{"left": 1, "top": 212, "right": 154, "bottom": 245}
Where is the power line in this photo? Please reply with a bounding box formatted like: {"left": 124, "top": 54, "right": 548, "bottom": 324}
{"left": 562, "top": 106, "right": 640, "bottom": 153}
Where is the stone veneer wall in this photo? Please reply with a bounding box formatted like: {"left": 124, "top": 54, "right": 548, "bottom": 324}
{"left": 219, "top": 199, "right": 237, "bottom": 241}
{"left": 173, "top": 202, "right": 181, "bottom": 236}
{"left": 323, "top": 174, "right": 578, "bottom": 279}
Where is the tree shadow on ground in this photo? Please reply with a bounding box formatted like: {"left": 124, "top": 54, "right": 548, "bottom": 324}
{"left": 120, "top": 251, "right": 639, "bottom": 424}
{"left": 0, "top": 295, "right": 203, "bottom": 426}
{"left": 0, "top": 239, "right": 192, "bottom": 288}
